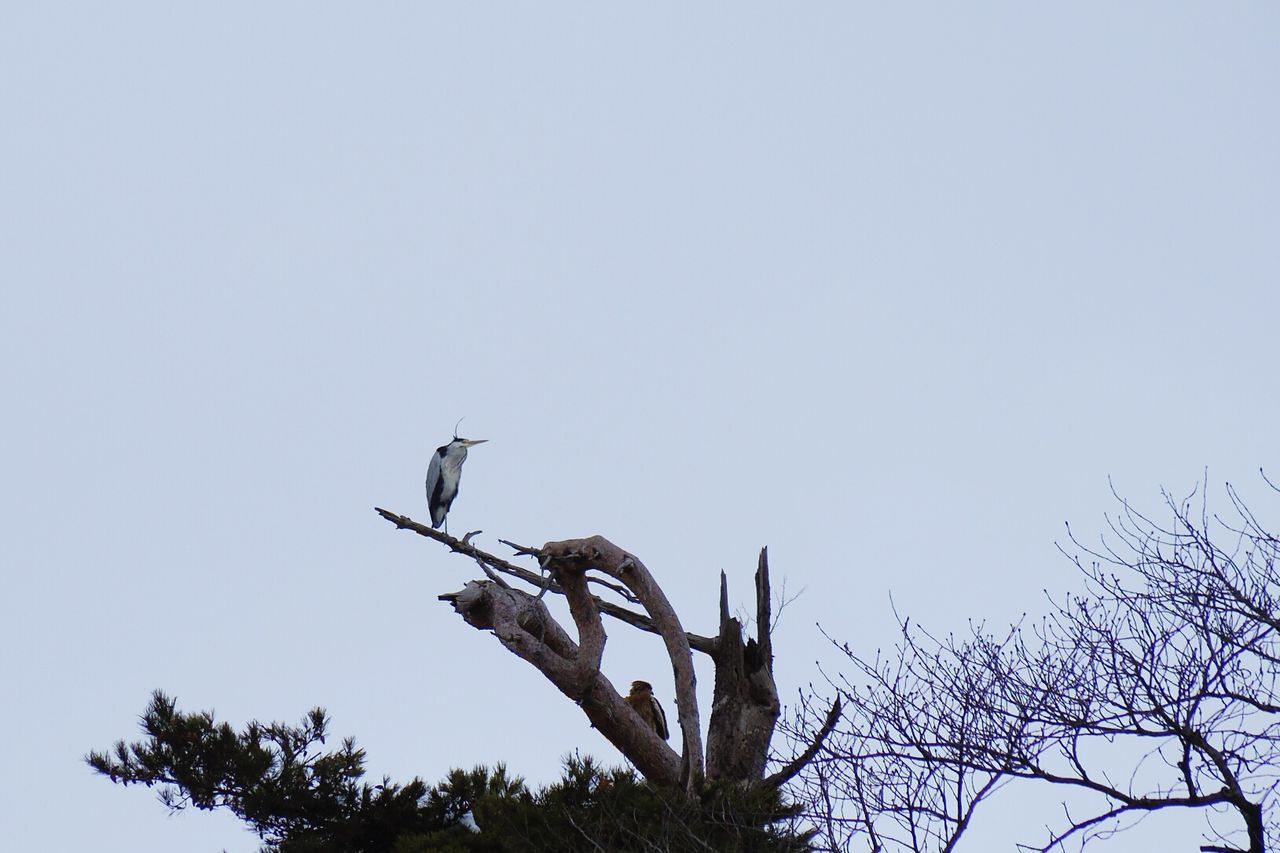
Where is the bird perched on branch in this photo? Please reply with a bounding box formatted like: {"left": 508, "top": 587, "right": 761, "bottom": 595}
{"left": 425, "top": 430, "right": 487, "bottom": 535}
{"left": 625, "top": 680, "right": 669, "bottom": 740}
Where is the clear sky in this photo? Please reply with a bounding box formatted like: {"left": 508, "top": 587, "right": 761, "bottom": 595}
{"left": 2, "top": 4, "right": 1277, "bottom": 851}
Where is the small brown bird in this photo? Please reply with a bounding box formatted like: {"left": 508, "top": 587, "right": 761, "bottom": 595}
{"left": 625, "top": 680, "right": 669, "bottom": 740}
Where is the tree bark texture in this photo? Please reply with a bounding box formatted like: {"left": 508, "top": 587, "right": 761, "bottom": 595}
{"left": 378, "top": 508, "right": 829, "bottom": 794}
{"left": 706, "top": 548, "right": 782, "bottom": 782}
{"left": 439, "top": 580, "right": 683, "bottom": 785}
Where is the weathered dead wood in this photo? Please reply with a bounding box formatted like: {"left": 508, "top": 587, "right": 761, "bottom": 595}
{"left": 706, "top": 548, "right": 783, "bottom": 781}
{"left": 439, "top": 580, "right": 682, "bottom": 784}
{"left": 379, "top": 507, "right": 825, "bottom": 794}
{"left": 539, "top": 536, "right": 707, "bottom": 790}
{"left": 755, "top": 546, "right": 773, "bottom": 667}
{"left": 376, "top": 508, "right": 716, "bottom": 655}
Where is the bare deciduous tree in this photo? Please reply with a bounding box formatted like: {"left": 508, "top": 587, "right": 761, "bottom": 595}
{"left": 785, "top": 478, "right": 1280, "bottom": 853}
{"left": 375, "top": 508, "right": 838, "bottom": 799}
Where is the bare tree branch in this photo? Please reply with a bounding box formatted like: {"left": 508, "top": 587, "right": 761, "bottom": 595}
{"left": 766, "top": 698, "right": 841, "bottom": 788}
{"left": 375, "top": 508, "right": 716, "bottom": 654}
{"left": 381, "top": 507, "right": 805, "bottom": 812}
{"left": 438, "top": 580, "right": 683, "bottom": 785}
{"left": 787, "top": 477, "right": 1280, "bottom": 853}
{"left": 537, "top": 536, "right": 707, "bottom": 790}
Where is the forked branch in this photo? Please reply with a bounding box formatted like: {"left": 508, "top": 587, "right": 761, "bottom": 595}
{"left": 375, "top": 508, "right": 716, "bottom": 654}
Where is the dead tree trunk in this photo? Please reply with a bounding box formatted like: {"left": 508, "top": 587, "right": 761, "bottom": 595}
{"left": 375, "top": 508, "right": 836, "bottom": 794}
{"left": 706, "top": 549, "right": 782, "bottom": 782}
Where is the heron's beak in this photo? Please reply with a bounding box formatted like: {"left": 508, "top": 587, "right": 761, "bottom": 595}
{"left": 461, "top": 438, "right": 488, "bottom": 447}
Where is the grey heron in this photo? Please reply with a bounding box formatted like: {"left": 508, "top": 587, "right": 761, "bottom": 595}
{"left": 425, "top": 434, "right": 487, "bottom": 534}
{"left": 624, "top": 680, "right": 669, "bottom": 740}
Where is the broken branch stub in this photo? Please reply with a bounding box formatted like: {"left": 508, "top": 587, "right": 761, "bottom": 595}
{"left": 706, "top": 548, "right": 783, "bottom": 781}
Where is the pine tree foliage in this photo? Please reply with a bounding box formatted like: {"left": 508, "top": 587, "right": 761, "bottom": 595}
{"left": 431, "top": 753, "right": 813, "bottom": 853}
{"left": 89, "top": 692, "right": 812, "bottom": 853}
{"left": 87, "top": 690, "right": 443, "bottom": 851}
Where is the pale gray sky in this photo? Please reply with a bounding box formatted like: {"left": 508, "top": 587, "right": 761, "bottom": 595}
{"left": 2, "top": 4, "right": 1277, "bottom": 851}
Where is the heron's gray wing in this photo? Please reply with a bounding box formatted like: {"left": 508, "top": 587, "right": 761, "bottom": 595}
{"left": 425, "top": 449, "right": 445, "bottom": 527}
